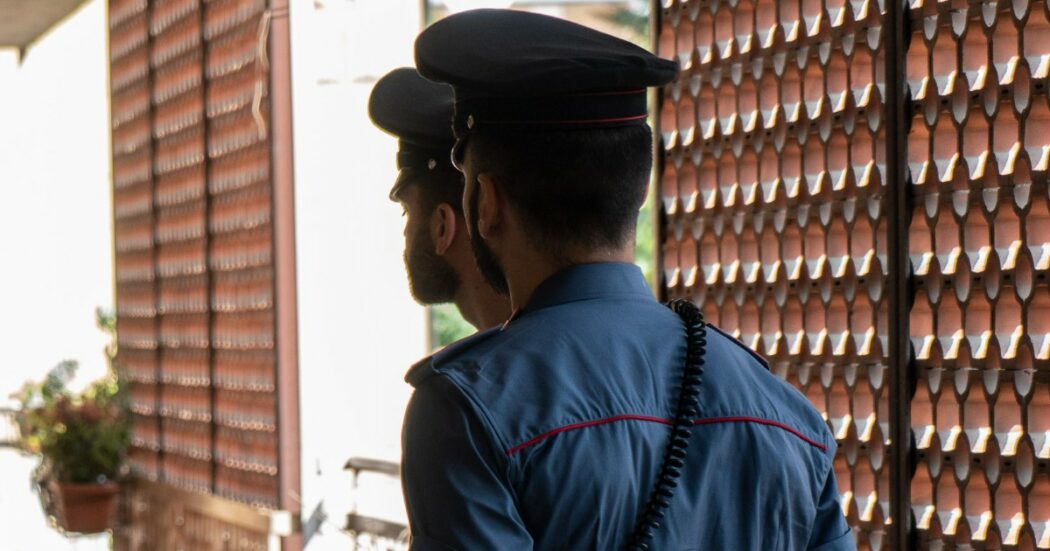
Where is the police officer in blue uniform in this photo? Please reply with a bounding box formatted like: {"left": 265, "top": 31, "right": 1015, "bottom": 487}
{"left": 401, "top": 10, "right": 855, "bottom": 550}
{"left": 369, "top": 67, "right": 508, "bottom": 329}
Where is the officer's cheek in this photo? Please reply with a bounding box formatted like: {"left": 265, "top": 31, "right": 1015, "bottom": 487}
{"left": 405, "top": 216, "right": 427, "bottom": 256}
{"left": 401, "top": 207, "right": 414, "bottom": 239}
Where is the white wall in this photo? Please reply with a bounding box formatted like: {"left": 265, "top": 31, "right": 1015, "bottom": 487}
{"left": 0, "top": 0, "right": 113, "bottom": 402}
{"left": 289, "top": 0, "right": 427, "bottom": 544}
{"left": 0, "top": 1, "right": 112, "bottom": 548}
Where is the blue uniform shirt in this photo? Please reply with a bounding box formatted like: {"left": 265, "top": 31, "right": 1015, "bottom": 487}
{"left": 402, "top": 263, "right": 854, "bottom": 550}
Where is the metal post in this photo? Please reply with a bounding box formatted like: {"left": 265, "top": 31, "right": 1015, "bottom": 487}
{"left": 650, "top": 0, "right": 666, "bottom": 302}
{"left": 885, "top": 0, "right": 913, "bottom": 548}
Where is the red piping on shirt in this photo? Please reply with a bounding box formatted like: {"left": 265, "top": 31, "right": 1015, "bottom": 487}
{"left": 505, "top": 414, "right": 828, "bottom": 456}
{"left": 691, "top": 416, "right": 828, "bottom": 452}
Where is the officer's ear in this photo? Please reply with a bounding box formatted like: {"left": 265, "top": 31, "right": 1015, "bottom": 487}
{"left": 475, "top": 172, "right": 502, "bottom": 239}
{"left": 430, "top": 202, "right": 457, "bottom": 256}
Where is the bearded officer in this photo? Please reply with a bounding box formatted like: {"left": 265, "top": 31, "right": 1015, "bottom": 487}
{"left": 401, "top": 10, "right": 854, "bottom": 550}
{"left": 369, "top": 67, "right": 509, "bottom": 329}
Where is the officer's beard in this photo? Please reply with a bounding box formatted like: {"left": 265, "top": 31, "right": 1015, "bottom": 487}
{"left": 468, "top": 189, "right": 510, "bottom": 297}
{"left": 404, "top": 221, "right": 460, "bottom": 305}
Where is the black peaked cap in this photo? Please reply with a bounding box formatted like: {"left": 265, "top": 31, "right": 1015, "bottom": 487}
{"left": 414, "top": 9, "right": 679, "bottom": 137}
{"left": 368, "top": 67, "right": 458, "bottom": 199}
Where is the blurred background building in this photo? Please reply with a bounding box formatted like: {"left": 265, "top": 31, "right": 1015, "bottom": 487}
{"left": 1, "top": 1, "right": 648, "bottom": 550}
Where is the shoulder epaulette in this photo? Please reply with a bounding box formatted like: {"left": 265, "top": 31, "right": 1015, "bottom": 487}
{"left": 404, "top": 326, "right": 501, "bottom": 387}
{"left": 706, "top": 324, "right": 771, "bottom": 371}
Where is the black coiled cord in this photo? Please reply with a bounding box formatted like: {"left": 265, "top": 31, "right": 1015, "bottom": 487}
{"left": 626, "top": 299, "right": 708, "bottom": 551}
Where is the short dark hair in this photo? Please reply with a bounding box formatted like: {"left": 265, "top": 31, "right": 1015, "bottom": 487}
{"left": 406, "top": 167, "right": 465, "bottom": 215}
{"left": 468, "top": 125, "right": 652, "bottom": 257}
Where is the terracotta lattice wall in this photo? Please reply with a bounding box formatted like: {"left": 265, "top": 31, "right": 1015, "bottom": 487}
{"left": 905, "top": 0, "right": 1050, "bottom": 548}
{"left": 656, "top": 0, "right": 1050, "bottom": 548}
{"left": 109, "top": 0, "right": 293, "bottom": 517}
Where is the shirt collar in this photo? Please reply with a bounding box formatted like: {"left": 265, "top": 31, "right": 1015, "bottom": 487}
{"left": 521, "top": 262, "right": 654, "bottom": 315}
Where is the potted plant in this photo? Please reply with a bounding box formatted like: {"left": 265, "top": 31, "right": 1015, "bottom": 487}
{"left": 12, "top": 359, "right": 77, "bottom": 455}
{"left": 11, "top": 309, "right": 129, "bottom": 534}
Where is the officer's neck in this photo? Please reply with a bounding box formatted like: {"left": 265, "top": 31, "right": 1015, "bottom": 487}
{"left": 505, "top": 245, "right": 635, "bottom": 312}
{"left": 453, "top": 276, "right": 510, "bottom": 330}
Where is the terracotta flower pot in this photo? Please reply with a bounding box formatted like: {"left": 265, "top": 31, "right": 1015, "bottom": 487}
{"left": 47, "top": 480, "right": 119, "bottom": 534}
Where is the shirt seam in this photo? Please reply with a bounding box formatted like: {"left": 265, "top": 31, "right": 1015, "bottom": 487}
{"left": 435, "top": 369, "right": 516, "bottom": 466}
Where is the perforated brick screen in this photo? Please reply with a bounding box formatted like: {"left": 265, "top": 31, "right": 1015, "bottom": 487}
{"left": 656, "top": 0, "right": 1050, "bottom": 548}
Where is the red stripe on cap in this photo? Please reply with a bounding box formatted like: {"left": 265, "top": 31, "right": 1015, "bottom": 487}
{"left": 505, "top": 414, "right": 827, "bottom": 456}
{"left": 483, "top": 113, "right": 650, "bottom": 126}
{"left": 571, "top": 89, "right": 646, "bottom": 97}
